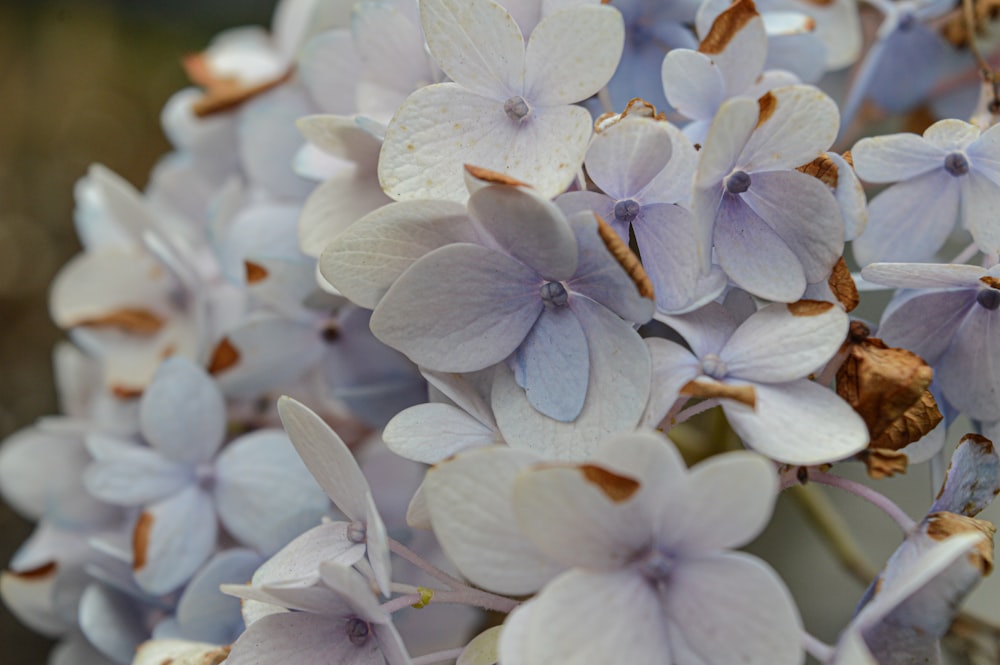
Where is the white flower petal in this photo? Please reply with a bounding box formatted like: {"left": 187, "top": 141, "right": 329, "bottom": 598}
{"left": 740, "top": 84, "right": 839, "bottom": 172}
{"left": 661, "top": 49, "right": 726, "bottom": 121}
{"left": 140, "top": 358, "right": 225, "bottom": 464}
{"left": 384, "top": 403, "right": 496, "bottom": 464}
{"left": 852, "top": 132, "right": 945, "bottom": 183}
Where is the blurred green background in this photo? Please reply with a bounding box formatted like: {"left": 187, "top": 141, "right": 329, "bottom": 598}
{"left": 0, "top": 1, "right": 275, "bottom": 662}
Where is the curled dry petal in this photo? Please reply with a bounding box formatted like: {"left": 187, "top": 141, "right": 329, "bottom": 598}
{"left": 827, "top": 257, "right": 859, "bottom": 312}
{"left": 923, "top": 512, "right": 996, "bottom": 575}
{"left": 594, "top": 214, "right": 654, "bottom": 301}
{"left": 182, "top": 52, "right": 292, "bottom": 117}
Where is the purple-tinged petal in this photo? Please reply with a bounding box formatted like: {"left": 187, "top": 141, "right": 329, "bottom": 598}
{"left": 298, "top": 170, "right": 392, "bottom": 258}
{"left": 523, "top": 569, "right": 670, "bottom": 665}
{"left": 740, "top": 169, "right": 844, "bottom": 284}
{"left": 468, "top": 185, "right": 578, "bottom": 280}
{"left": 140, "top": 358, "right": 225, "bottom": 465}
{"left": 661, "top": 49, "right": 726, "bottom": 122}
{"left": 214, "top": 430, "right": 332, "bottom": 556}
{"left": 878, "top": 289, "right": 976, "bottom": 365}
{"left": 512, "top": 307, "right": 589, "bottom": 422}
{"left": 276, "top": 397, "right": 371, "bottom": 521}
{"left": 555, "top": 191, "right": 616, "bottom": 223}
{"left": 384, "top": 403, "right": 496, "bottom": 464}
{"left": 740, "top": 84, "right": 838, "bottom": 172}
{"left": 84, "top": 436, "right": 192, "bottom": 507}
{"left": 657, "top": 300, "right": 739, "bottom": 358}
{"left": 424, "top": 446, "right": 563, "bottom": 595}
{"left": 661, "top": 552, "right": 802, "bottom": 665}
{"left": 852, "top": 132, "right": 945, "bottom": 183}
{"left": 238, "top": 87, "right": 314, "bottom": 200}
{"left": 319, "top": 199, "right": 476, "bottom": 309}
{"left": 363, "top": 491, "right": 392, "bottom": 598}
{"left": 584, "top": 118, "right": 674, "bottom": 200}
{"left": 78, "top": 584, "right": 148, "bottom": 665}
{"left": 175, "top": 548, "right": 262, "bottom": 644}
{"left": 937, "top": 305, "right": 1000, "bottom": 421}
{"left": 317, "top": 562, "right": 388, "bottom": 624}
{"left": 352, "top": 1, "right": 432, "bottom": 104}
{"left": 962, "top": 171, "right": 1000, "bottom": 256}
{"left": 714, "top": 195, "right": 807, "bottom": 302}
{"left": 861, "top": 262, "right": 984, "bottom": 290}
{"left": 524, "top": 5, "right": 624, "bottom": 105}
{"left": 642, "top": 339, "right": 701, "bottom": 428}
{"left": 930, "top": 433, "right": 1000, "bottom": 517}
{"left": 636, "top": 122, "right": 698, "bottom": 205}
{"left": 421, "top": 0, "right": 524, "bottom": 99}
{"left": 134, "top": 486, "right": 218, "bottom": 595}
{"left": 865, "top": 23, "right": 945, "bottom": 114}
{"left": 299, "top": 30, "right": 360, "bottom": 115}
{"left": 371, "top": 243, "right": 542, "bottom": 371}
{"left": 722, "top": 301, "right": 848, "bottom": 383}
{"left": 852, "top": 170, "right": 961, "bottom": 266}
{"left": 695, "top": 96, "right": 757, "bottom": 186}
{"left": 723, "top": 379, "right": 868, "bottom": 465}
{"left": 226, "top": 612, "right": 380, "bottom": 665}
{"left": 252, "top": 522, "right": 364, "bottom": 589}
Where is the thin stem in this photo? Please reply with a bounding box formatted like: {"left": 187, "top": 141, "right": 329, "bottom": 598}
{"left": 786, "top": 483, "right": 878, "bottom": 584}
{"left": 390, "top": 582, "right": 422, "bottom": 595}
{"left": 671, "top": 398, "right": 720, "bottom": 426}
{"left": 802, "top": 630, "right": 834, "bottom": 663}
{"left": 808, "top": 470, "right": 918, "bottom": 533}
{"left": 952, "top": 241, "right": 980, "bottom": 265}
{"left": 380, "top": 588, "right": 518, "bottom": 614}
{"left": 658, "top": 395, "right": 690, "bottom": 430}
{"left": 412, "top": 648, "right": 467, "bottom": 665}
{"left": 388, "top": 537, "right": 466, "bottom": 589}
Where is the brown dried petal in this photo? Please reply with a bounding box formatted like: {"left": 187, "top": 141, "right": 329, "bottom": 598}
{"left": 594, "top": 213, "right": 654, "bottom": 300}
{"left": 862, "top": 448, "right": 909, "bottom": 479}
{"left": 594, "top": 98, "right": 665, "bottom": 132}
{"left": 74, "top": 307, "right": 165, "bottom": 335}
{"left": 244, "top": 261, "right": 269, "bottom": 284}
{"left": 797, "top": 153, "right": 840, "bottom": 189}
{"left": 207, "top": 337, "right": 240, "bottom": 375}
{"left": 9, "top": 562, "right": 57, "bottom": 580}
{"left": 980, "top": 275, "right": 1000, "bottom": 289}
{"left": 183, "top": 52, "right": 292, "bottom": 118}
{"left": 869, "top": 390, "right": 943, "bottom": 452}
{"left": 463, "top": 164, "right": 532, "bottom": 187}
{"left": 787, "top": 299, "right": 834, "bottom": 317}
{"left": 924, "top": 512, "right": 996, "bottom": 575}
{"left": 699, "top": 0, "right": 759, "bottom": 55}
{"left": 133, "top": 512, "right": 154, "bottom": 571}
{"left": 828, "top": 257, "right": 859, "bottom": 312}
{"left": 580, "top": 465, "right": 640, "bottom": 503}
{"left": 681, "top": 378, "right": 757, "bottom": 408}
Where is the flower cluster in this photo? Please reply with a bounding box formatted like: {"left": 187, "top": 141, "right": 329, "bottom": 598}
{"left": 4, "top": 0, "right": 1000, "bottom": 663}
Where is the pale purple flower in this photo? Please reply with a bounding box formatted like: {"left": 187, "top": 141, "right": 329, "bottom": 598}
{"left": 851, "top": 119, "right": 1000, "bottom": 265}
{"left": 378, "top": 0, "right": 625, "bottom": 201}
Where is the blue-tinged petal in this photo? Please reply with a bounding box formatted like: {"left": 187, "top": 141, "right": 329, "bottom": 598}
{"left": 140, "top": 358, "right": 225, "bottom": 465}
{"left": 363, "top": 490, "right": 392, "bottom": 598}
{"left": 564, "top": 212, "right": 654, "bottom": 325}
{"left": 722, "top": 379, "right": 868, "bottom": 464}
{"left": 656, "top": 300, "right": 739, "bottom": 358}
{"left": 212, "top": 313, "right": 326, "bottom": 399}
{"left": 764, "top": 31, "right": 824, "bottom": 83}
{"left": 493, "top": 297, "right": 650, "bottom": 460}
{"left": 84, "top": 436, "right": 192, "bottom": 507}
{"left": 584, "top": 117, "right": 674, "bottom": 201}
{"left": 50, "top": 634, "right": 120, "bottom": 665}
{"left": 276, "top": 397, "right": 372, "bottom": 521}
{"left": 175, "top": 549, "right": 263, "bottom": 644}
{"left": 852, "top": 132, "right": 945, "bottom": 183}
{"left": 739, "top": 85, "right": 839, "bottom": 172}
{"left": 714, "top": 194, "right": 807, "bottom": 302}
{"left": 636, "top": 122, "right": 698, "bottom": 206}
{"left": 661, "top": 49, "right": 726, "bottom": 122}
{"left": 384, "top": 403, "right": 496, "bottom": 464}
{"left": 133, "top": 486, "right": 218, "bottom": 595}
{"left": 319, "top": 199, "right": 476, "bottom": 310}
{"left": 878, "top": 290, "right": 976, "bottom": 365}
{"left": 631, "top": 203, "right": 726, "bottom": 314}
{"left": 214, "top": 430, "right": 331, "bottom": 556}
{"left": 865, "top": 23, "right": 945, "bottom": 113}
{"left": 79, "top": 584, "right": 149, "bottom": 664}
{"left": 226, "top": 612, "right": 380, "bottom": 665}
{"left": 468, "top": 185, "right": 578, "bottom": 280}
{"left": 929, "top": 433, "right": 1000, "bottom": 517}
{"left": 961, "top": 171, "right": 1000, "bottom": 256}
{"left": 694, "top": 96, "right": 757, "bottom": 186}
{"left": 238, "top": 87, "right": 315, "bottom": 200}
{"left": 523, "top": 5, "right": 624, "bottom": 105}
{"left": 937, "top": 305, "right": 1000, "bottom": 422}
{"left": 642, "top": 339, "right": 702, "bottom": 428}
{"left": 420, "top": 0, "right": 525, "bottom": 99}
{"left": 556, "top": 191, "right": 615, "bottom": 224}
{"left": 861, "top": 263, "right": 984, "bottom": 290}
{"left": 966, "top": 121, "right": 1000, "bottom": 185}
{"left": 702, "top": 0, "right": 768, "bottom": 95}
{"left": 512, "top": 307, "right": 590, "bottom": 422}
{"left": 661, "top": 553, "right": 802, "bottom": 665}
{"left": 722, "top": 301, "right": 848, "bottom": 383}
{"left": 371, "top": 243, "right": 542, "bottom": 371}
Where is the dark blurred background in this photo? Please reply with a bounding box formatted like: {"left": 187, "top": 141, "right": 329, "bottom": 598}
{"left": 0, "top": 1, "right": 275, "bottom": 662}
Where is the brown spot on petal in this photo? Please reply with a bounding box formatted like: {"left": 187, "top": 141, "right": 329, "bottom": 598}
{"left": 594, "top": 98, "right": 666, "bottom": 132}
{"left": 10, "top": 562, "right": 57, "bottom": 580}
{"left": 133, "top": 512, "right": 154, "bottom": 571}
{"left": 828, "top": 258, "right": 859, "bottom": 312}
{"left": 580, "top": 465, "right": 640, "bottom": 502}
{"left": 798, "top": 0, "right": 835, "bottom": 5}
{"left": 924, "top": 512, "right": 996, "bottom": 575}
{"left": 111, "top": 385, "right": 144, "bottom": 400}
{"left": 980, "top": 276, "right": 1000, "bottom": 289}
{"left": 788, "top": 299, "right": 834, "bottom": 317}
{"left": 75, "top": 308, "right": 165, "bottom": 335}
{"left": 681, "top": 378, "right": 757, "bottom": 408}
{"left": 594, "top": 213, "right": 654, "bottom": 300}
{"left": 463, "top": 164, "right": 531, "bottom": 187}
{"left": 797, "top": 153, "right": 840, "bottom": 189}
{"left": 860, "top": 448, "right": 909, "bottom": 479}
{"left": 207, "top": 337, "right": 240, "bottom": 374}
{"left": 183, "top": 52, "right": 293, "bottom": 118}
{"left": 841, "top": 150, "right": 854, "bottom": 167}
{"left": 201, "top": 646, "right": 231, "bottom": 665}
{"left": 699, "top": 0, "right": 759, "bottom": 55}
{"left": 245, "top": 261, "right": 269, "bottom": 284}
{"left": 756, "top": 91, "right": 777, "bottom": 128}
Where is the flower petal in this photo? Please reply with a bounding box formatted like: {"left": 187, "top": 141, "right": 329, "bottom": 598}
{"left": 851, "top": 132, "right": 944, "bottom": 183}
{"left": 740, "top": 84, "right": 839, "bottom": 172}
{"left": 140, "top": 358, "right": 225, "bottom": 464}
{"left": 384, "top": 403, "right": 496, "bottom": 464}
{"left": 84, "top": 435, "right": 192, "bottom": 507}
{"left": 661, "top": 49, "right": 726, "bottom": 121}
{"left": 937, "top": 305, "right": 1000, "bottom": 421}
{"left": 584, "top": 118, "right": 674, "bottom": 200}
{"left": 134, "top": 486, "right": 218, "bottom": 595}
{"left": 513, "top": 307, "right": 590, "bottom": 422}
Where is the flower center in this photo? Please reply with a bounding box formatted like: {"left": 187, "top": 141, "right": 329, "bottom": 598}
{"left": 540, "top": 281, "right": 569, "bottom": 308}
{"left": 345, "top": 618, "right": 371, "bottom": 646}
{"left": 898, "top": 11, "right": 916, "bottom": 31}
{"left": 504, "top": 96, "right": 531, "bottom": 122}
{"left": 944, "top": 152, "right": 970, "bottom": 177}
{"left": 700, "top": 353, "right": 728, "bottom": 379}
{"left": 347, "top": 520, "right": 367, "bottom": 544}
{"left": 977, "top": 288, "right": 1000, "bottom": 310}
{"left": 724, "top": 170, "right": 751, "bottom": 194}
{"left": 195, "top": 463, "right": 215, "bottom": 491}
{"left": 636, "top": 548, "right": 674, "bottom": 583}
{"left": 614, "top": 199, "right": 641, "bottom": 224}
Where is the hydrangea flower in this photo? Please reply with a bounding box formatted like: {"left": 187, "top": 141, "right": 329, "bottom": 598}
{"left": 851, "top": 119, "right": 1000, "bottom": 265}
{"left": 378, "top": 0, "right": 625, "bottom": 201}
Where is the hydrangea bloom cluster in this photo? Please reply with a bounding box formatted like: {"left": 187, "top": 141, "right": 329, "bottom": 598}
{"left": 5, "top": 0, "right": 1000, "bottom": 663}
